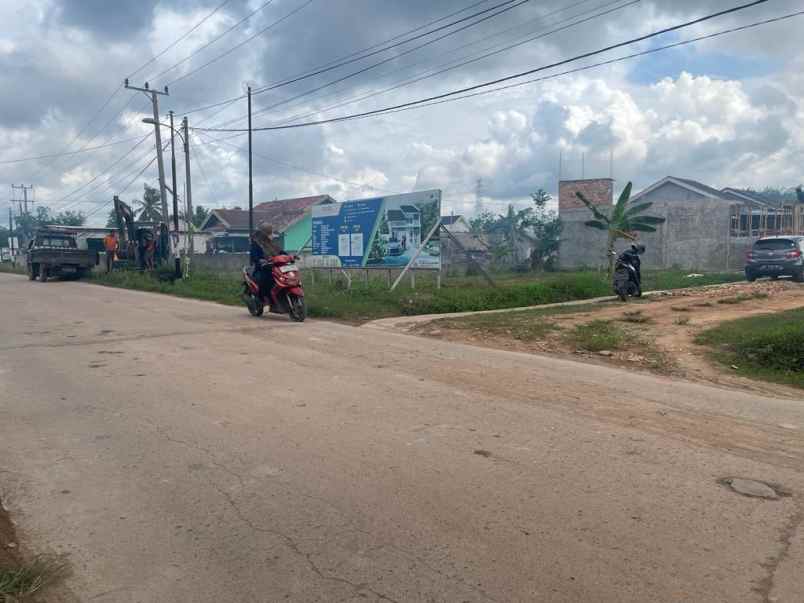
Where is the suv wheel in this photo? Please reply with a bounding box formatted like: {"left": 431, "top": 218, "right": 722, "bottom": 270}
{"left": 794, "top": 269, "right": 804, "bottom": 283}
{"left": 745, "top": 270, "right": 756, "bottom": 282}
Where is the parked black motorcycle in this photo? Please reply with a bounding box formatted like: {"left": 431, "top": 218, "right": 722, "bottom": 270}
{"left": 613, "top": 244, "right": 645, "bottom": 301}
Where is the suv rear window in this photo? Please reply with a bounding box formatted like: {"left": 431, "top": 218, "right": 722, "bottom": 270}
{"left": 754, "top": 239, "right": 796, "bottom": 251}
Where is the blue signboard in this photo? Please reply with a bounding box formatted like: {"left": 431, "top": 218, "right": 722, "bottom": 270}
{"left": 312, "top": 190, "right": 441, "bottom": 269}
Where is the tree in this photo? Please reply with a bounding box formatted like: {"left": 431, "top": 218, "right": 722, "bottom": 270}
{"left": 577, "top": 181, "right": 666, "bottom": 273}
{"left": 797, "top": 185, "right": 804, "bottom": 203}
{"left": 0, "top": 226, "right": 8, "bottom": 248}
{"left": 469, "top": 211, "right": 497, "bottom": 235}
{"left": 137, "top": 184, "right": 163, "bottom": 222}
{"left": 528, "top": 189, "right": 562, "bottom": 271}
{"left": 106, "top": 208, "right": 119, "bottom": 229}
{"left": 192, "top": 205, "right": 209, "bottom": 228}
{"left": 54, "top": 210, "right": 86, "bottom": 226}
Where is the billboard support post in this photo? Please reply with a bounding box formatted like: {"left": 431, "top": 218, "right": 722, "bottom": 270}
{"left": 391, "top": 219, "right": 442, "bottom": 291}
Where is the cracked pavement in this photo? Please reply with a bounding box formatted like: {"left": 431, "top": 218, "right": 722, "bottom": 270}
{"left": 0, "top": 273, "right": 803, "bottom": 602}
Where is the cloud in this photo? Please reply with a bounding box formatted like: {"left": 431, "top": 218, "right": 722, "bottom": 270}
{"left": 0, "top": 0, "right": 801, "bottom": 225}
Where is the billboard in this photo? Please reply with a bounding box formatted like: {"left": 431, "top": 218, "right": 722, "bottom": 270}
{"left": 312, "top": 190, "right": 441, "bottom": 269}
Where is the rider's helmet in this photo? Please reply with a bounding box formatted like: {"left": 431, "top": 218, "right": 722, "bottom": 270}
{"left": 632, "top": 243, "right": 646, "bottom": 255}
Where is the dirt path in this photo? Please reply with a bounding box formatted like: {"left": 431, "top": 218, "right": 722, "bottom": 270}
{"left": 412, "top": 280, "right": 804, "bottom": 399}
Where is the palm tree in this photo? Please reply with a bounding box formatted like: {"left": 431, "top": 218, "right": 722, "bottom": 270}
{"left": 576, "top": 182, "right": 665, "bottom": 274}
{"left": 137, "top": 184, "right": 163, "bottom": 222}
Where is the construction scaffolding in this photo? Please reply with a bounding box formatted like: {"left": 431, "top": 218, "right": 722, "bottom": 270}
{"left": 730, "top": 204, "right": 804, "bottom": 238}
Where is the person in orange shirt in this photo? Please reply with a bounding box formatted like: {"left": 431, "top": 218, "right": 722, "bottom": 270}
{"left": 103, "top": 231, "right": 119, "bottom": 273}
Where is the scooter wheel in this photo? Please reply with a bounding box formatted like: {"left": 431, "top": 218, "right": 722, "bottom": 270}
{"left": 246, "top": 294, "right": 264, "bottom": 317}
{"left": 288, "top": 295, "right": 306, "bottom": 322}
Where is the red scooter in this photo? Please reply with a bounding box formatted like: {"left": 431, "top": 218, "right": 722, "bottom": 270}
{"left": 242, "top": 255, "right": 306, "bottom": 322}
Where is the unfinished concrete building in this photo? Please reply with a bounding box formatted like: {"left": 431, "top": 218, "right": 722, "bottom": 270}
{"left": 558, "top": 176, "right": 804, "bottom": 271}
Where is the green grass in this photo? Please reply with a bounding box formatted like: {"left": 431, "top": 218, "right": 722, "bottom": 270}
{"left": 0, "top": 557, "right": 67, "bottom": 601}
{"left": 696, "top": 307, "right": 804, "bottom": 389}
{"left": 86, "top": 268, "right": 743, "bottom": 322}
{"left": 564, "top": 320, "right": 626, "bottom": 352}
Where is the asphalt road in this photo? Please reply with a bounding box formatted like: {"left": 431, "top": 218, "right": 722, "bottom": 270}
{"left": 0, "top": 273, "right": 802, "bottom": 603}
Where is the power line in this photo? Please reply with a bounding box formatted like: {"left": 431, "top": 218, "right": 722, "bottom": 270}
{"left": 176, "top": 0, "right": 506, "bottom": 117}
{"left": 0, "top": 134, "right": 152, "bottom": 165}
{"left": 127, "top": 0, "right": 235, "bottom": 79}
{"left": 195, "top": 130, "right": 394, "bottom": 193}
{"left": 149, "top": 0, "right": 277, "bottom": 83}
{"left": 209, "top": 0, "right": 531, "bottom": 128}
{"left": 238, "top": 0, "right": 637, "bottom": 130}
{"left": 192, "top": 0, "right": 772, "bottom": 133}
{"left": 47, "top": 134, "right": 153, "bottom": 207}
{"left": 376, "top": 8, "right": 804, "bottom": 115}
{"left": 250, "top": 0, "right": 524, "bottom": 95}
{"left": 166, "top": 0, "right": 315, "bottom": 87}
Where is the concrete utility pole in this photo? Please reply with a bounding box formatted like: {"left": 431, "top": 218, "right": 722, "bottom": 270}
{"left": 11, "top": 184, "right": 34, "bottom": 216}
{"left": 182, "top": 116, "right": 194, "bottom": 256}
{"left": 8, "top": 207, "right": 14, "bottom": 256}
{"left": 247, "top": 85, "right": 254, "bottom": 235}
{"left": 124, "top": 80, "right": 170, "bottom": 226}
{"left": 169, "top": 111, "right": 181, "bottom": 278}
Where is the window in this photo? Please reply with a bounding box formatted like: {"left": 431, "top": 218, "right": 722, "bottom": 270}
{"left": 754, "top": 239, "right": 795, "bottom": 251}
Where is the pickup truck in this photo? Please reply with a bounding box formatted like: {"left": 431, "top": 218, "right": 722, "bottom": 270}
{"left": 26, "top": 230, "right": 98, "bottom": 282}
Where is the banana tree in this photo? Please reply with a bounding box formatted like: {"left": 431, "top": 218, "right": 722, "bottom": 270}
{"left": 576, "top": 181, "right": 666, "bottom": 274}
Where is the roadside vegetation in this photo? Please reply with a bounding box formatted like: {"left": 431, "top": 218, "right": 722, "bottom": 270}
{"left": 0, "top": 263, "right": 24, "bottom": 275}
{"left": 696, "top": 307, "right": 804, "bottom": 389}
{"left": 87, "top": 268, "right": 743, "bottom": 322}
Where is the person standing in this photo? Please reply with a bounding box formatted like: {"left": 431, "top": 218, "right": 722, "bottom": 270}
{"left": 103, "top": 231, "right": 119, "bottom": 273}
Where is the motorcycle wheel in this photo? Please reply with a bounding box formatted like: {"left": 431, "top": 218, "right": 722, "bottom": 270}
{"left": 245, "top": 294, "right": 264, "bottom": 317}
{"left": 288, "top": 294, "right": 306, "bottom": 322}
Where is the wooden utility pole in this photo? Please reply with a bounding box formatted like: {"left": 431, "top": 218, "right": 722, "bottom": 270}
{"left": 182, "top": 116, "right": 194, "bottom": 256}
{"left": 247, "top": 85, "right": 254, "bottom": 235}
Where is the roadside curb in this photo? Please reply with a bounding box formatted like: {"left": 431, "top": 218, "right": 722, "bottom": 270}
{"left": 362, "top": 281, "right": 746, "bottom": 332}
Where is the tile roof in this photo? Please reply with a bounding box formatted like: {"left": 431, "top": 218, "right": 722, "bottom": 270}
{"left": 206, "top": 194, "right": 335, "bottom": 232}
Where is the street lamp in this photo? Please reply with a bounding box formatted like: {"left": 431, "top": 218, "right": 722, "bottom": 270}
{"left": 142, "top": 116, "right": 194, "bottom": 274}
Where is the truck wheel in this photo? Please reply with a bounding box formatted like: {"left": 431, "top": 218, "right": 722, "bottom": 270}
{"left": 38, "top": 264, "right": 49, "bottom": 282}
{"left": 794, "top": 269, "right": 804, "bottom": 283}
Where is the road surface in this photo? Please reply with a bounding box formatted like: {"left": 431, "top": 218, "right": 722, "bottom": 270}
{"left": 0, "top": 273, "right": 802, "bottom": 602}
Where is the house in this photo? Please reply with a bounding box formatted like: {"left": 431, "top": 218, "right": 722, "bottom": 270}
{"left": 558, "top": 176, "right": 804, "bottom": 271}
{"left": 385, "top": 205, "right": 421, "bottom": 251}
{"left": 200, "top": 194, "right": 335, "bottom": 253}
{"left": 441, "top": 214, "right": 470, "bottom": 233}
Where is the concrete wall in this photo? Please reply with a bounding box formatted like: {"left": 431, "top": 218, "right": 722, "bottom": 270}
{"left": 557, "top": 179, "right": 613, "bottom": 269}
{"left": 559, "top": 180, "right": 745, "bottom": 272}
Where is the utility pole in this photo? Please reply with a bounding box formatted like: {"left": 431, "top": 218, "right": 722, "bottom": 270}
{"left": 247, "top": 85, "right": 254, "bottom": 235}
{"left": 474, "top": 178, "right": 483, "bottom": 217}
{"left": 169, "top": 111, "right": 181, "bottom": 278}
{"left": 8, "top": 207, "right": 14, "bottom": 257}
{"left": 124, "top": 80, "right": 170, "bottom": 229}
{"left": 11, "top": 185, "right": 34, "bottom": 247}
{"left": 182, "top": 116, "right": 194, "bottom": 256}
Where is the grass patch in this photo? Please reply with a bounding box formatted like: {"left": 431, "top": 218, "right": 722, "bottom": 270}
{"left": 620, "top": 310, "right": 651, "bottom": 324}
{"left": 87, "top": 268, "right": 743, "bottom": 322}
{"left": 717, "top": 292, "right": 769, "bottom": 305}
{"left": 696, "top": 307, "right": 804, "bottom": 388}
{"left": 0, "top": 557, "right": 67, "bottom": 601}
{"left": 692, "top": 301, "right": 714, "bottom": 308}
{"left": 565, "top": 320, "right": 625, "bottom": 352}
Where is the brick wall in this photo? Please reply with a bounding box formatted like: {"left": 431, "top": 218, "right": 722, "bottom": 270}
{"left": 558, "top": 178, "right": 613, "bottom": 211}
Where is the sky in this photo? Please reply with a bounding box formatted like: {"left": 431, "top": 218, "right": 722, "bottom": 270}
{"left": 0, "top": 0, "right": 802, "bottom": 226}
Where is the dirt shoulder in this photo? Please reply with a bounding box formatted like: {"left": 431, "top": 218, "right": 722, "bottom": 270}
{"left": 411, "top": 280, "right": 804, "bottom": 399}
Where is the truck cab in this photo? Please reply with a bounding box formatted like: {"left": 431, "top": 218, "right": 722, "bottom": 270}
{"left": 26, "top": 229, "right": 99, "bottom": 282}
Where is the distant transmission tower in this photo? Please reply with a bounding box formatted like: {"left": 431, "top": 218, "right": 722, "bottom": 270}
{"left": 474, "top": 178, "right": 484, "bottom": 216}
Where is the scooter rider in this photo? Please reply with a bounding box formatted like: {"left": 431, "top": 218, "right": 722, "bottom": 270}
{"left": 250, "top": 223, "right": 284, "bottom": 299}
{"left": 618, "top": 243, "right": 646, "bottom": 287}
